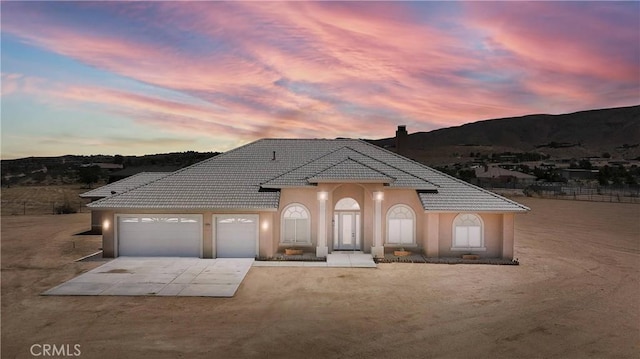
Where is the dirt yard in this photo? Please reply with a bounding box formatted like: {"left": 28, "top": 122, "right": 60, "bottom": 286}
{"left": 1, "top": 198, "right": 638, "bottom": 358}
{"left": 1, "top": 185, "right": 90, "bottom": 216}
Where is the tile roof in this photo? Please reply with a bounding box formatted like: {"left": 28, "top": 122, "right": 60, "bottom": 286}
{"left": 307, "top": 158, "right": 395, "bottom": 183}
{"left": 80, "top": 172, "right": 172, "bottom": 199}
{"left": 261, "top": 146, "right": 436, "bottom": 189}
{"left": 88, "top": 139, "right": 529, "bottom": 212}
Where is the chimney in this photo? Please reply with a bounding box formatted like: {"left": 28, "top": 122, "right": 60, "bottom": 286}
{"left": 395, "top": 125, "right": 408, "bottom": 155}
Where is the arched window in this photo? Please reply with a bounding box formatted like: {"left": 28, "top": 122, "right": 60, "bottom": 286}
{"left": 452, "top": 214, "right": 485, "bottom": 250}
{"left": 281, "top": 204, "right": 311, "bottom": 244}
{"left": 335, "top": 197, "right": 360, "bottom": 210}
{"left": 386, "top": 204, "right": 415, "bottom": 245}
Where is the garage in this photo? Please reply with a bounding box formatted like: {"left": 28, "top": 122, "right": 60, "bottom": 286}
{"left": 215, "top": 215, "right": 258, "bottom": 258}
{"left": 117, "top": 215, "right": 202, "bottom": 257}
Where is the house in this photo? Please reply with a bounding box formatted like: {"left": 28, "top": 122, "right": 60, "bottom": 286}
{"left": 80, "top": 162, "right": 124, "bottom": 170}
{"left": 88, "top": 138, "right": 529, "bottom": 260}
{"left": 474, "top": 166, "right": 537, "bottom": 187}
{"left": 80, "top": 172, "right": 172, "bottom": 233}
{"left": 560, "top": 169, "right": 599, "bottom": 181}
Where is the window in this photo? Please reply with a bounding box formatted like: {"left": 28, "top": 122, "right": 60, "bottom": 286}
{"left": 281, "top": 204, "right": 311, "bottom": 244}
{"left": 386, "top": 204, "right": 415, "bottom": 245}
{"left": 335, "top": 197, "right": 360, "bottom": 210}
{"left": 452, "top": 214, "right": 485, "bottom": 250}
{"left": 219, "top": 217, "right": 255, "bottom": 224}
{"left": 140, "top": 217, "right": 179, "bottom": 223}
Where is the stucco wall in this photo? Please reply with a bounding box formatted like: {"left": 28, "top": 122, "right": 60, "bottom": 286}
{"left": 379, "top": 189, "right": 425, "bottom": 251}
{"left": 276, "top": 185, "right": 431, "bottom": 254}
{"left": 98, "top": 192, "right": 518, "bottom": 260}
{"left": 101, "top": 210, "right": 115, "bottom": 257}
{"left": 90, "top": 210, "right": 104, "bottom": 233}
{"left": 437, "top": 213, "right": 504, "bottom": 258}
{"left": 274, "top": 187, "right": 321, "bottom": 254}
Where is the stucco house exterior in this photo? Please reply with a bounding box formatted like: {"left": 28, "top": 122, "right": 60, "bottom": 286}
{"left": 88, "top": 139, "right": 529, "bottom": 259}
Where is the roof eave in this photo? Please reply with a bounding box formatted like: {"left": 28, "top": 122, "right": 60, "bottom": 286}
{"left": 307, "top": 178, "right": 394, "bottom": 184}
{"left": 79, "top": 194, "right": 105, "bottom": 199}
{"left": 423, "top": 208, "right": 530, "bottom": 213}
{"left": 87, "top": 206, "right": 279, "bottom": 212}
{"left": 260, "top": 184, "right": 314, "bottom": 189}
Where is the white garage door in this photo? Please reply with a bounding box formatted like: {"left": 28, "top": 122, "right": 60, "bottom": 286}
{"left": 117, "top": 215, "right": 202, "bottom": 257}
{"left": 216, "top": 215, "right": 258, "bottom": 258}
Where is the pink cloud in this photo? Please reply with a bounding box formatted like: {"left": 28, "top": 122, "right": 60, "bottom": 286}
{"left": 2, "top": 0, "right": 637, "bottom": 150}
{"left": 468, "top": 2, "right": 640, "bottom": 108}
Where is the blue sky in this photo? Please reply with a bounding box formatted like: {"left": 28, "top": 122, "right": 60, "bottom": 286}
{"left": 1, "top": 1, "right": 638, "bottom": 159}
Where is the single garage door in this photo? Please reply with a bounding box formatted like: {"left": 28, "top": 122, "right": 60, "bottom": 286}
{"left": 216, "top": 215, "right": 258, "bottom": 258}
{"left": 117, "top": 215, "right": 202, "bottom": 257}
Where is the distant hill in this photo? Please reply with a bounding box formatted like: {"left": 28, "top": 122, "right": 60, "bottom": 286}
{"left": 369, "top": 105, "right": 640, "bottom": 165}
{"left": 1, "top": 151, "right": 218, "bottom": 186}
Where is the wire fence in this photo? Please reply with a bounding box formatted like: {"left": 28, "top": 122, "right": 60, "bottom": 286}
{"left": 1, "top": 200, "right": 90, "bottom": 216}
{"left": 486, "top": 183, "right": 640, "bottom": 204}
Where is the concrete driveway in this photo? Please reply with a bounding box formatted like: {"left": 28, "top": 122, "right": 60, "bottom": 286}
{"left": 43, "top": 257, "right": 254, "bottom": 297}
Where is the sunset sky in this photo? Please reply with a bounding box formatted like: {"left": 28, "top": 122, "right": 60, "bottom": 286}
{"left": 1, "top": 1, "right": 638, "bottom": 159}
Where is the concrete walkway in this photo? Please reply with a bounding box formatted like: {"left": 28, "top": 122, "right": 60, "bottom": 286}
{"left": 253, "top": 253, "right": 376, "bottom": 268}
{"left": 43, "top": 257, "right": 254, "bottom": 297}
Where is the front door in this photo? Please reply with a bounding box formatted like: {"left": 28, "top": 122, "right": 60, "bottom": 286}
{"left": 334, "top": 211, "right": 360, "bottom": 250}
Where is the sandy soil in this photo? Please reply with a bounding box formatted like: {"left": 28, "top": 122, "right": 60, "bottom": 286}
{"left": 1, "top": 198, "right": 638, "bottom": 358}
{"left": 1, "top": 185, "right": 90, "bottom": 216}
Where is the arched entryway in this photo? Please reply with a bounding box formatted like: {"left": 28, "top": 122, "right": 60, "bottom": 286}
{"left": 333, "top": 197, "right": 361, "bottom": 250}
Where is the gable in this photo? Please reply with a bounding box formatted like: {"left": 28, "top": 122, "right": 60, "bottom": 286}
{"left": 307, "top": 158, "right": 395, "bottom": 183}
{"left": 260, "top": 145, "right": 437, "bottom": 190}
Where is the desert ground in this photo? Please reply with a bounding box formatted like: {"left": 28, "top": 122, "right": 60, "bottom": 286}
{"left": 0, "top": 185, "right": 90, "bottom": 216}
{"left": 1, "top": 197, "right": 638, "bottom": 358}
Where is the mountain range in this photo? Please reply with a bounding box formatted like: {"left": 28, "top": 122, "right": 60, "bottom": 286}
{"left": 2, "top": 105, "right": 639, "bottom": 185}
{"left": 368, "top": 105, "right": 640, "bottom": 165}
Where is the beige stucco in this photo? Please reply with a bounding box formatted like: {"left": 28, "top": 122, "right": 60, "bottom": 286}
{"left": 380, "top": 188, "right": 425, "bottom": 251}
{"left": 436, "top": 213, "right": 507, "bottom": 258}
{"left": 502, "top": 213, "right": 515, "bottom": 259}
{"left": 98, "top": 184, "right": 519, "bottom": 260}
{"left": 90, "top": 210, "right": 104, "bottom": 233}
{"left": 101, "top": 210, "right": 115, "bottom": 257}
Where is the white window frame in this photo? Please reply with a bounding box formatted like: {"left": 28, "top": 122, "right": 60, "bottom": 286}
{"left": 280, "top": 203, "right": 312, "bottom": 245}
{"left": 451, "top": 213, "right": 486, "bottom": 251}
{"left": 385, "top": 204, "right": 416, "bottom": 246}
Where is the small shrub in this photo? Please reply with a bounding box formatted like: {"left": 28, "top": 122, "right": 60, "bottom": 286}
{"left": 55, "top": 201, "right": 77, "bottom": 214}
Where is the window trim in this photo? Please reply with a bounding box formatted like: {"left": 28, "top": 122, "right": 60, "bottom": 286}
{"left": 385, "top": 204, "right": 416, "bottom": 247}
{"left": 451, "top": 213, "right": 486, "bottom": 251}
{"left": 280, "top": 203, "right": 312, "bottom": 245}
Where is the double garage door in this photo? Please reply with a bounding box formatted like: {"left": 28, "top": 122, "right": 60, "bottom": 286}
{"left": 116, "top": 214, "right": 257, "bottom": 258}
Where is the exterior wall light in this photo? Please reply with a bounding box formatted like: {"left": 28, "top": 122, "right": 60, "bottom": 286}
{"left": 103, "top": 219, "right": 110, "bottom": 230}
{"left": 261, "top": 221, "right": 269, "bottom": 231}
{"left": 374, "top": 191, "right": 384, "bottom": 201}
{"left": 317, "top": 191, "right": 328, "bottom": 201}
